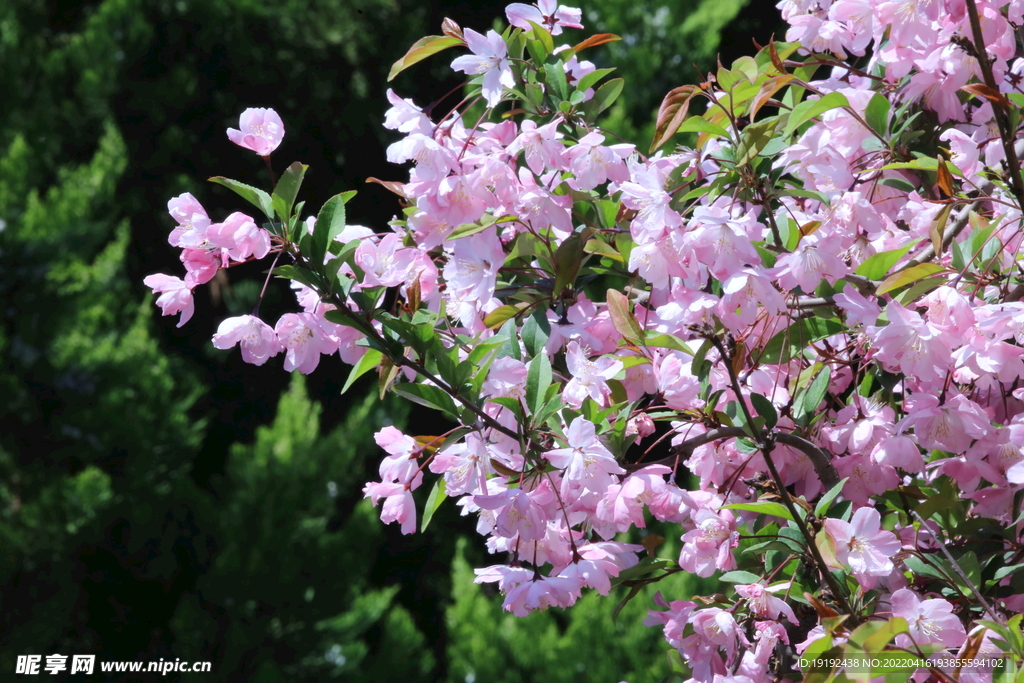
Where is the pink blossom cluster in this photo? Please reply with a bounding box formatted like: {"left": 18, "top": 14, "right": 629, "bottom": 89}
{"left": 146, "top": 0, "right": 1024, "bottom": 679}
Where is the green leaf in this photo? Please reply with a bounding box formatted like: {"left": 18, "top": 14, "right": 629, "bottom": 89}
{"left": 784, "top": 91, "right": 850, "bottom": 137}
{"left": 273, "top": 264, "right": 320, "bottom": 290}
{"left": 521, "top": 309, "right": 550, "bottom": 358}
{"left": 543, "top": 56, "right": 569, "bottom": 102}
{"left": 735, "top": 119, "right": 779, "bottom": 166}
{"left": 583, "top": 78, "right": 624, "bottom": 119}
{"left": 526, "top": 353, "right": 552, "bottom": 418}
{"left": 575, "top": 67, "right": 615, "bottom": 94}
{"left": 801, "top": 365, "right": 831, "bottom": 416}
{"left": 311, "top": 191, "right": 355, "bottom": 265}
{"left": 854, "top": 240, "right": 921, "bottom": 279}
{"left": 876, "top": 262, "right": 947, "bottom": 295}
{"left": 879, "top": 157, "right": 938, "bottom": 171}
{"left": 719, "top": 570, "right": 762, "bottom": 584}
{"left": 644, "top": 333, "right": 693, "bottom": 354}
{"left": 675, "top": 117, "right": 730, "bottom": 139}
{"left": 448, "top": 213, "right": 517, "bottom": 240}
{"left": 525, "top": 20, "right": 554, "bottom": 58}
{"left": 864, "top": 93, "right": 891, "bottom": 137}
{"left": 607, "top": 288, "right": 644, "bottom": 344}
{"left": 388, "top": 35, "right": 463, "bottom": 82}
{"left": 993, "top": 564, "right": 1024, "bottom": 583}
{"left": 391, "top": 383, "right": 460, "bottom": 421}
{"left": 757, "top": 317, "right": 844, "bottom": 365}
{"left": 421, "top": 478, "right": 447, "bottom": 532}
{"left": 341, "top": 349, "right": 383, "bottom": 394}
{"left": 483, "top": 304, "right": 527, "bottom": 329}
{"left": 208, "top": 176, "right": 274, "bottom": 220}
{"left": 749, "top": 393, "right": 778, "bottom": 430}
{"left": 722, "top": 501, "right": 795, "bottom": 522}
{"left": 552, "top": 232, "right": 583, "bottom": 298}
{"left": 815, "top": 477, "right": 850, "bottom": 517}
{"left": 272, "top": 161, "right": 307, "bottom": 226}
{"left": 850, "top": 617, "right": 909, "bottom": 653}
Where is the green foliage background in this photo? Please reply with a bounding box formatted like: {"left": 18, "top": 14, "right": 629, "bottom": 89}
{"left": 0, "top": 0, "right": 779, "bottom": 680}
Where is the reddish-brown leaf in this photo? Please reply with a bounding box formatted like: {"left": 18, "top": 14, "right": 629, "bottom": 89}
{"left": 441, "top": 17, "right": 463, "bottom": 41}
{"left": 366, "top": 177, "right": 409, "bottom": 199}
{"left": 936, "top": 157, "right": 955, "bottom": 198}
{"left": 961, "top": 83, "right": 1012, "bottom": 110}
{"left": 649, "top": 85, "right": 699, "bottom": 153}
{"left": 805, "top": 592, "right": 840, "bottom": 619}
{"left": 769, "top": 36, "right": 787, "bottom": 74}
{"left": 571, "top": 33, "right": 621, "bottom": 54}
{"left": 641, "top": 534, "right": 665, "bottom": 557}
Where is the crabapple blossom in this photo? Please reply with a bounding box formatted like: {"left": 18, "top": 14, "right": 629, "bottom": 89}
{"left": 274, "top": 312, "right": 340, "bottom": 375}
{"left": 143, "top": 274, "right": 194, "bottom": 327}
{"left": 211, "top": 315, "right": 282, "bottom": 366}
{"left": 823, "top": 507, "right": 901, "bottom": 588}
{"left": 505, "top": 0, "right": 582, "bottom": 35}
{"left": 148, "top": 3, "right": 1024, "bottom": 677}
{"left": 450, "top": 28, "right": 514, "bottom": 108}
{"left": 891, "top": 588, "right": 967, "bottom": 648}
{"left": 226, "top": 107, "right": 285, "bottom": 156}
{"left": 562, "top": 341, "right": 623, "bottom": 408}
{"left": 167, "top": 193, "right": 211, "bottom": 248}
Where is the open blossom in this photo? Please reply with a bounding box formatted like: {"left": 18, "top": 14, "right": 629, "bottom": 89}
{"left": 167, "top": 193, "right": 211, "bottom": 248}
{"left": 506, "top": 0, "right": 582, "bottom": 35}
{"left": 544, "top": 416, "right": 625, "bottom": 493}
{"left": 211, "top": 315, "right": 283, "bottom": 366}
{"left": 206, "top": 211, "right": 271, "bottom": 262}
{"left": 564, "top": 131, "right": 632, "bottom": 190}
{"left": 274, "top": 312, "right": 340, "bottom": 375}
{"left": 143, "top": 274, "right": 194, "bottom": 327}
{"left": 891, "top": 588, "right": 967, "bottom": 648}
{"left": 823, "top": 507, "right": 900, "bottom": 587}
{"left": 475, "top": 565, "right": 581, "bottom": 616}
{"left": 737, "top": 582, "right": 797, "bottom": 623}
{"left": 679, "top": 508, "right": 738, "bottom": 577}
{"left": 450, "top": 29, "right": 514, "bottom": 108}
{"left": 226, "top": 108, "right": 285, "bottom": 156}
{"left": 362, "top": 482, "right": 417, "bottom": 535}
{"left": 563, "top": 342, "right": 623, "bottom": 408}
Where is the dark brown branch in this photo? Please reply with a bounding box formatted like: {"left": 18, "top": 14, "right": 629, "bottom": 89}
{"left": 964, "top": 0, "right": 1024, "bottom": 213}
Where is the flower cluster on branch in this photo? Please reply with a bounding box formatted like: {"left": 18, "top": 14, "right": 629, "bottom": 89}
{"left": 146, "top": 0, "right": 1024, "bottom": 679}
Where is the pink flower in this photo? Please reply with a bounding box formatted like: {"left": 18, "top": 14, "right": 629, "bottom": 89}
{"left": 563, "top": 342, "right": 623, "bottom": 409}
{"left": 207, "top": 212, "right": 271, "bottom": 262}
{"left": 507, "top": 120, "right": 565, "bottom": 175}
{"left": 362, "top": 482, "right": 417, "bottom": 535}
{"left": 735, "top": 583, "right": 797, "bottom": 623}
{"left": 564, "top": 132, "right": 632, "bottom": 190}
{"left": 679, "top": 508, "right": 738, "bottom": 577}
{"left": 167, "top": 193, "right": 211, "bottom": 248}
{"left": 474, "top": 565, "right": 582, "bottom": 616}
{"left": 450, "top": 29, "right": 514, "bottom": 108}
{"left": 890, "top": 588, "right": 967, "bottom": 648}
{"left": 144, "top": 274, "right": 194, "bottom": 327}
{"left": 506, "top": 0, "right": 583, "bottom": 36}
{"left": 275, "top": 312, "right": 340, "bottom": 375}
{"left": 822, "top": 507, "right": 900, "bottom": 587}
{"left": 180, "top": 248, "right": 220, "bottom": 287}
{"left": 211, "top": 315, "right": 283, "bottom": 366}
{"left": 227, "top": 108, "right": 284, "bottom": 156}
{"left": 544, "top": 416, "right": 625, "bottom": 493}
